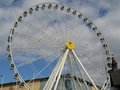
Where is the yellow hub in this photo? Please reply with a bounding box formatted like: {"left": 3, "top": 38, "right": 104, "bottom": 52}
{"left": 66, "top": 40, "right": 75, "bottom": 49}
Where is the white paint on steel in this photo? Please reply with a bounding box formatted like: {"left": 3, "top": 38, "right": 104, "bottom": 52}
{"left": 72, "top": 50, "right": 99, "bottom": 90}
{"left": 43, "top": 49, "right": 69, "bottom": 90}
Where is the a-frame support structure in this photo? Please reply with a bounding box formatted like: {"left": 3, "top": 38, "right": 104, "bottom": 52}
{"left": 43, "top": 48, "right": 99, "bottom": 90}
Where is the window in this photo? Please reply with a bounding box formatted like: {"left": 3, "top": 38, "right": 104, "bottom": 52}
{"left": 65, "top": 79, "right": 72, "bottom": 90}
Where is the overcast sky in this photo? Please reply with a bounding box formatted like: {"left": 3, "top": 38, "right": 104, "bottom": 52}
{"left": 0, "top": 0, "right": 120, "bottom": 84}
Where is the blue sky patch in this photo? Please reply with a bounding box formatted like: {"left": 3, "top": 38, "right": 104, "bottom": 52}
{"left": 0, "top": 0, "right": 23, "bottom": 8}
{"left": 58, "top": 0, "right": 73, "bottom": 4}
{"left": 12, "top": 0, "right": 23, "bottom": 7}
{"left": 98, "top": 8, "right": 109, "bottom": 17}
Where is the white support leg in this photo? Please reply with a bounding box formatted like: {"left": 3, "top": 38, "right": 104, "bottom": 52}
{"left": 53, "top": 49, "right": 69, "bottom": 90}
{"left": 71, "top": 50, "right": 98, "bottom": 90}
{"left": 101, "top": 79, "right": 107, "bottom": 90}
{"left": 73, "top": 53, "right": 89, "bottom": 90}
{"left": 68, "top": 54, "right": 77, "bottom": 90}
{"left": 43, "top": 49, "right": 69, "bottom": 90}
{"left": 77, "top": 77, "right": 83, "bottom": 90}
{"left": 53, "top": 57, "right": 66, "bottom": 90}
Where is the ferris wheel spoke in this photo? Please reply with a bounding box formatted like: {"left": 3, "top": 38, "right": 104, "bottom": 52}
{"left": 30, "top": 8, "right": 65, "bottom": 48}
{"left": 23, "top": 36, "right": 56, "bottom": 83}
{"left": 30, "top": 55, "right": 56, "bottom": 82}
{"left": 14, "top": 30, "right": 50, "bottom": 46}
{"left": 75, "top": 48, "right": 95, "bottom": 61}
{"left": 70, "top": 22, "right": 84, "bottom": 42}
{"left": 69, "top": 15, "right": 78, "bottom": 40}
{"left": 75, "top": 48, "right": 107, "bottom": 84}
{"left": 13, "top": 46, "right": 62, "bottom": 50}
{"left": 13, "top": 32, "right": 43, "bottom": 47}
{"left": 76, "top": 43, "right": 94, "bottom": 55}
{"left": 78, "top": 47, "right": 105, "bottom": 63}
{"left": 75, "top": 49, "right": 93, "bottom": 63}
{"left": 75, "top": 43, "right": 94, "bottom": 54}
{"left": 25, "top": 38, "right": 41, "bottom": 75}
{"left": 74, "top": 48, "right": 96, "bottom": 67}
{"left": 14, "top": 31, "right": 33, "bottom": 40}
{"left": 26, "top": 52, "right": 63, "bottom": 84}
{"left": 17, "top": 11, "right": 65, "bottom": 52}
{"left": 30, "top": 63, "right": 38, "bottom": 74}
{"left": 41, "top": 9, "right": 63, "bottom": 43}
{"left": 72, "top": 52, "right": 89, "bottom": 90}
{"left": 71, "top": 50, "right": 99, "bottom": 90}
{"left": 29, "top": 59, "right": 52, "bottom": 83}
{"left": 65, "top": 14, "right": 69, "bottom": 40}
{"left": 13, "top": 45, "right": 62, "bottom": 60}
{"left": 17, "top": 56, "right": 43, "bottom": 68}
{"left": 68, "top": 53, "right": 76, "bottom": 89}
{"left": 55, "top": 10, "right": 66, "bottom": 42}
{"left": 15, "top": 47, "right": 62, "bottom": 68}
{"left": 34, "top": 55, "right": 60, "bottom": 83}
{"left": 74, "top": 33, "right": 91, "bottom": 47}
{"left": 36, "top": 46, "right": 62, "bottom": 76}
{"left": 20, "top": 20, "right": 61, "bottom": 48}
{"left": 75, "top": 49, "right": 92, "bottom": 56}
{"left": 69, "top": 53, "right": 84, "bottom": 90}
{"left": 30, "top": 10, "right": 60, "bottom": 45}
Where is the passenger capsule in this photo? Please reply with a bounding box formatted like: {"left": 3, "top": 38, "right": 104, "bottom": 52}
{"left": 93, "top": 27, "right": 97, "bottom": 31}
{"left": 87, "top": 22, "right": 92, "bottom": 28}
{"left": 14, "top": 22, "right": 18, "bottom": 28}
{"left": 23, "top": 11, "right": 27, "bottom": 17}
{"left": 54, "top": 4, "right": 58, "bottom": 9}
{"left": 10, "top": 63, "right": 15, "bottom": 70}
{"left": 35, "top": 5, "right": 39, "bottom": 11}
{"left": 7, "top": 45, "right": 10, "bottom": 51}
{"left": 97, "top": 32, "right": 101, "bottom": 37}
{"left": 18, "top": 16, "right": 22, "bottom": 22}
{"left": 8, "top": 53, "right": 12, "bottom": 60}
{"left": 48, "top": 4, "right": 52, "bottom": 9}
{"left": 19, "top": 82, "right": 24, "bottom": 87}
{"left": 14, "top": 73, "right": 19, "bottom": 79}
{"left": 41, "top": 4, "right": 45, "bottom": 9}
{"left": 61, "top": 6, "right": 64, "bottom": 11}
{"left": 73, "top": 11, "right": 77, "bottom": 15}
{"left": 67, "top": 8, "right": 71, "bottom": 12}
{"left": 103, "top": 44, "right": 107, "bottom": 49}
{"left": 78, "top": 14, "right": 82, "bottom": 18}
{"left": 83, "top": 18, "right": 88, "bottom": 22}
{"left": 29, "top": 8, "right": 33, "bottom": 14}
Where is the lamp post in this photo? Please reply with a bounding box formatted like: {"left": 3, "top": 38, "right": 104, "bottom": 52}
{"left": 0, "top": 74, "right": 4, "bottom": 90}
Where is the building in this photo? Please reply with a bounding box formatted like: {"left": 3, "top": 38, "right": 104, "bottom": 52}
{"left": 0, "top": 74, "right": 100, "bottom": 90}
{"left": 109, "top": 69, "right": 120, "bottom": 90}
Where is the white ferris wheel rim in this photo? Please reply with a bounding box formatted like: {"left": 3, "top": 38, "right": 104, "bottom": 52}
{"left": 7, "top": 2, "right": 113, "bottom": 90}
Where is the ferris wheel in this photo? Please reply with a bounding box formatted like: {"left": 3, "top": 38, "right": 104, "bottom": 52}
{"left": 7, "top": 2, "right": 113, "bottom": 90}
